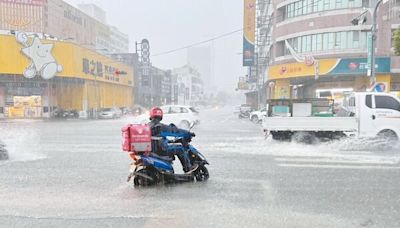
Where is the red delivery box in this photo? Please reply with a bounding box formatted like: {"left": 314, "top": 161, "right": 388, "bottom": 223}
{"left": 122, "top": 124, "right": 152, "bottom": 152}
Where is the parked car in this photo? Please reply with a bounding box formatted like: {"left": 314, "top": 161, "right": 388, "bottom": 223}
{"left": 249, "top": 107, "right": 268, "bottom": 123}
{"left": 131, "top": 105, "right": 147, "bottom": 116}
{"left": 119, "top": 107, "right": 131, "bottom": 115}
{"left": 160, "top": 105, "right": 200, "bottom": 129}
{"left": 53, "top": 108, "right": 79, "bottom": 119}
{"left": 99, "top": 107, "right": 122, "bottom": 119}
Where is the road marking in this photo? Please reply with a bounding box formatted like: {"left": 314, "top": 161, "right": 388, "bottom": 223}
{"left": 278, "top": 163, "right": 400, "bottom": 169}
{"left": 275, "top": 157, "right": 400, "bottom": 165}
{"left": 274, "top": 154, "right": 400, "bottom": 169}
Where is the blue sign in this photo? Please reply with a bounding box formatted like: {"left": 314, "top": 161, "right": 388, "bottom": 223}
{"left": 330, "top": 57, "right": 390, "bottom": 75}
{"left": 243, "top": 38, "right": 255, "bottom": 66}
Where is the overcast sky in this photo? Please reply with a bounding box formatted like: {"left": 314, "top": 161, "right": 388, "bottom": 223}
{"left": 65, "top": 0, "right": 246, "bottom": 92}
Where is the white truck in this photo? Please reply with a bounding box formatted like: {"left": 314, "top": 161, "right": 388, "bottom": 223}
{"left": 263, "top": 92, "right": 400, "bottom": 142}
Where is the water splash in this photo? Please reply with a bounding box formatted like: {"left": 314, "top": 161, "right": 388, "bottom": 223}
{"left": 0, "top": 122, "right": 45, "bottom": 162}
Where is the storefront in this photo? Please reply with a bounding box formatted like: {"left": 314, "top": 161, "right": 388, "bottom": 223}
{"left": 267, "top": 57, "right": 392, "bottom": 100}
{"left": 0, "top": 33, "right": 134, "bottom": 118}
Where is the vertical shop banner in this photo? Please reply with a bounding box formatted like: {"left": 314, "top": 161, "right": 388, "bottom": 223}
{"left": 243, "top": 0, "right": 256, "bottom": 66}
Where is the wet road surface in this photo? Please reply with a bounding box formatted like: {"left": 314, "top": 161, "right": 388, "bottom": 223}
{"left": 0, "top": 107, "right": 399, "bottom": 227}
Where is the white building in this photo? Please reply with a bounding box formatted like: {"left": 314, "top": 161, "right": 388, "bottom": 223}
{"left": 78, "top": 4, "right": 106, "bottom": 24}
{"left": 78, "top": 3, "right": 129, "bottom": 54}
{"left": 187, "top": 46, "right": 214, "bottom": 93}
{"left": 172, "top": 65, "right": 203, "bottom": 106}
{"left": 109, "top": 26, "right": 129, "bottom": 53}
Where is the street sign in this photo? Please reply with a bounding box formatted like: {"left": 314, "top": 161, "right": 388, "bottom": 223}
{"left": 367, "top": 34, "right": 372, "bottom": 76}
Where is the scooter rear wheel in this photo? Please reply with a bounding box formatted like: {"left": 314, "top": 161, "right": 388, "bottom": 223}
{"left": 133, "top": 169, "right": 156, "bottom": 186}
{"left": 194, "top": 165, "right": 209, "bottom": 181}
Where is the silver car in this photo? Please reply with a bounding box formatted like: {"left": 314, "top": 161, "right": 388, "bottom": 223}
{"left": 98, "top": 107, "right": 122, "bottom": 119}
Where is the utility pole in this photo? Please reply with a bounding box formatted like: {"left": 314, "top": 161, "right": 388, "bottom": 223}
{"left": 352, "top": 0, "right": 388, "bottom": 90}
{"left": 369, "top": 0, "right": 384, "bottom": 87}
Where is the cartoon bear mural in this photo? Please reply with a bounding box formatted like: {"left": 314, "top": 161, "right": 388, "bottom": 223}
{"left": 16, "top": 32, "right": 63, "bottom": 80}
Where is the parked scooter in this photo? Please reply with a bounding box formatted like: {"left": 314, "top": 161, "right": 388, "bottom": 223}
{"left": 122, "top": 123, "right": 209, "bottom": 186}
{"left": 0, "top": 140, "right": 9, "bottom": 160}
{"left": 238, "top": 109, "right": 251, "bottom": 119}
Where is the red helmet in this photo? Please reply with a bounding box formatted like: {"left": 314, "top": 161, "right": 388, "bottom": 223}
{"left": 150, "top": 107, "right": 163, "bottom": 120}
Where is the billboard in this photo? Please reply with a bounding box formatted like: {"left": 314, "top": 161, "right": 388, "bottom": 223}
{"left": 0, "top": 0, "right": 43, "bottom": 6}
{"left": 0, "top": 34, "right": 133, "bottom": 87}
{"left": 243, "top": 0, "right": 256, "bottom": 66}
{"left": 329, "top": 58, "right": 391, "bottom": 75}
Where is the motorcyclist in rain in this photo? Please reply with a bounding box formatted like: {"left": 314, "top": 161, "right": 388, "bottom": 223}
{"left": 148, "top": 107, "right": 198, "bottom": 173}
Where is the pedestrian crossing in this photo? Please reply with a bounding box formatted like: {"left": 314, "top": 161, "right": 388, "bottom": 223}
{"left": 274, "top": 153, "right": 400, "bottom": 170}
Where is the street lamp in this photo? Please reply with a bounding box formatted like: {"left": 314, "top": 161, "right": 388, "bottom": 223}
{"left": 352, "top": 0, "right": 388, "bottom": 89}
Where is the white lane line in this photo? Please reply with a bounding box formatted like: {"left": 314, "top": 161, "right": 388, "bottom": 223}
{"left": 275, "top": 157, "right": 400, "bottom": 165}
{"left": 277, "top": 164, "right": 400, "bottom": 169}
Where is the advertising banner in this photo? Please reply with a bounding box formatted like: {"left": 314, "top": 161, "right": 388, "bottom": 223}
{"left": 330, "top": 58, "right": 391, "bottom": 75}
{"left": 243, "top": 0, "right": 256, "bottom": 66}
{"left": 0, "top": 34, "right": 133, "bottom": 87}
{"left": 268, "top": 59, "right": 339, "bottom": 80}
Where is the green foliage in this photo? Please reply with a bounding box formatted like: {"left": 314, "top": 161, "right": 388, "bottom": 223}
{"left": 393, "top": 27, "right": 400, "bottom": 56}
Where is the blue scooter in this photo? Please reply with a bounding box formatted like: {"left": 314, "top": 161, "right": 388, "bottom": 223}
{"left": 127, "top": 128, "right": 209, "bottom": 186}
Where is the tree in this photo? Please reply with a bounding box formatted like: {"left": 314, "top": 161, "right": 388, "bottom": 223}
{"left": 393, "top": 27, "right": 400, "bottom": 56}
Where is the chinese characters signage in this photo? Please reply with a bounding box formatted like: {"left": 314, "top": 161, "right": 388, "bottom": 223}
{"left": 330, "top": 58, "right": 390, "bottom": 75}
{"left": 82, "top": 58, "right": 121, "bottom": 82}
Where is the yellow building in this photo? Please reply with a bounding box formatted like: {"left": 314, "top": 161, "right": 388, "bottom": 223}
{"left": 0, "top": 34, "right": 134, "bottom": 118}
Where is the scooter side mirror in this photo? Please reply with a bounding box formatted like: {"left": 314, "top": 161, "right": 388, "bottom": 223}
{"left": 189, "top": 122, "right": 195, "bottom": 130}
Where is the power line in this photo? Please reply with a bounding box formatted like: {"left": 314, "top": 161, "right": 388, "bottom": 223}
{"left": 152, "top": 29, "right": 243, "bottom": 57}
{"left": 152, "top": 0, "right": 326, "bottom": 57}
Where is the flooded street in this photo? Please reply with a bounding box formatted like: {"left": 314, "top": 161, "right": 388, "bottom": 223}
{"left": 1, "top": 107, "right": 399, "bottom": 227}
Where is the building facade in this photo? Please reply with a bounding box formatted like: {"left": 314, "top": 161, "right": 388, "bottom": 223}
{"left": 265, "top": 0, "right": 399, "bottom": 100}
{"left": 187, "top": 46, "right": 214, "bottom": 93}
{"left": 172, "top": 65, "right": 204, "bottom": 106}
{"left": 0, "top": 34, "right": 134, "bottom": 118}
{"left": 0, "top": 0, "right": 129, "bottom": 54}
{"left": 77, "top": 3, "right": 106, "bottom": 24}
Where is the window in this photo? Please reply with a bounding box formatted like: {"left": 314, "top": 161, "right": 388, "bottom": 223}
{"left": 336, "top": 0, "right": 343, "bottom": 8}
{"left": 312, "top": 34, "right": 317, "bottom": 51}
{"left": 181, "top": 107, "right": 189, "bottom": 113}
{"left": 161, "top": 106, "right": 170, "bottom": 114}
{"left": 349, "top": 97, "right": 356, "bottom": 107}
{"left": 287, "top": 4, "right": 294, "bottom": 18}
{"left": 340, "top": 31, "right": 347, "bottom": 49}
{"left": 334, "top": 32, "right": 341, "bottom": 49}
{"left": 366, "top": 95, "right": 372, "bottom": 108}
{"left": 306, "top": 35, "right": 312, "bottom": 52}
{"left": 322, "top": 33, "right": 329, "bottom": 50}
{"left": 328, "top": 33, "right": 335, "bottom": 50}
{"left": 352, "top": 31, "right": 360, "bottom": 48}
{"left": 297, "top": 36, "right": 302, "bottom": 53}
{"left": 304, "top": 0, "right": 312, "bottom": 14}
{"left": 292, "top": 37, "right": 298, "bottom": 52}
{"left": 169, "top": 106, "right": 181, "bottom": 114}
{"left": 316, "top": 34, "right": 322, "bottom": 51}
{"left": 294, "top": 2, "right": 300, "bottom": 17}
{"left": 375, "top": 96, "right": 400, "bottom": 111}
{"left": 323, "top": 0, "right": 331, "bottom": 10}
